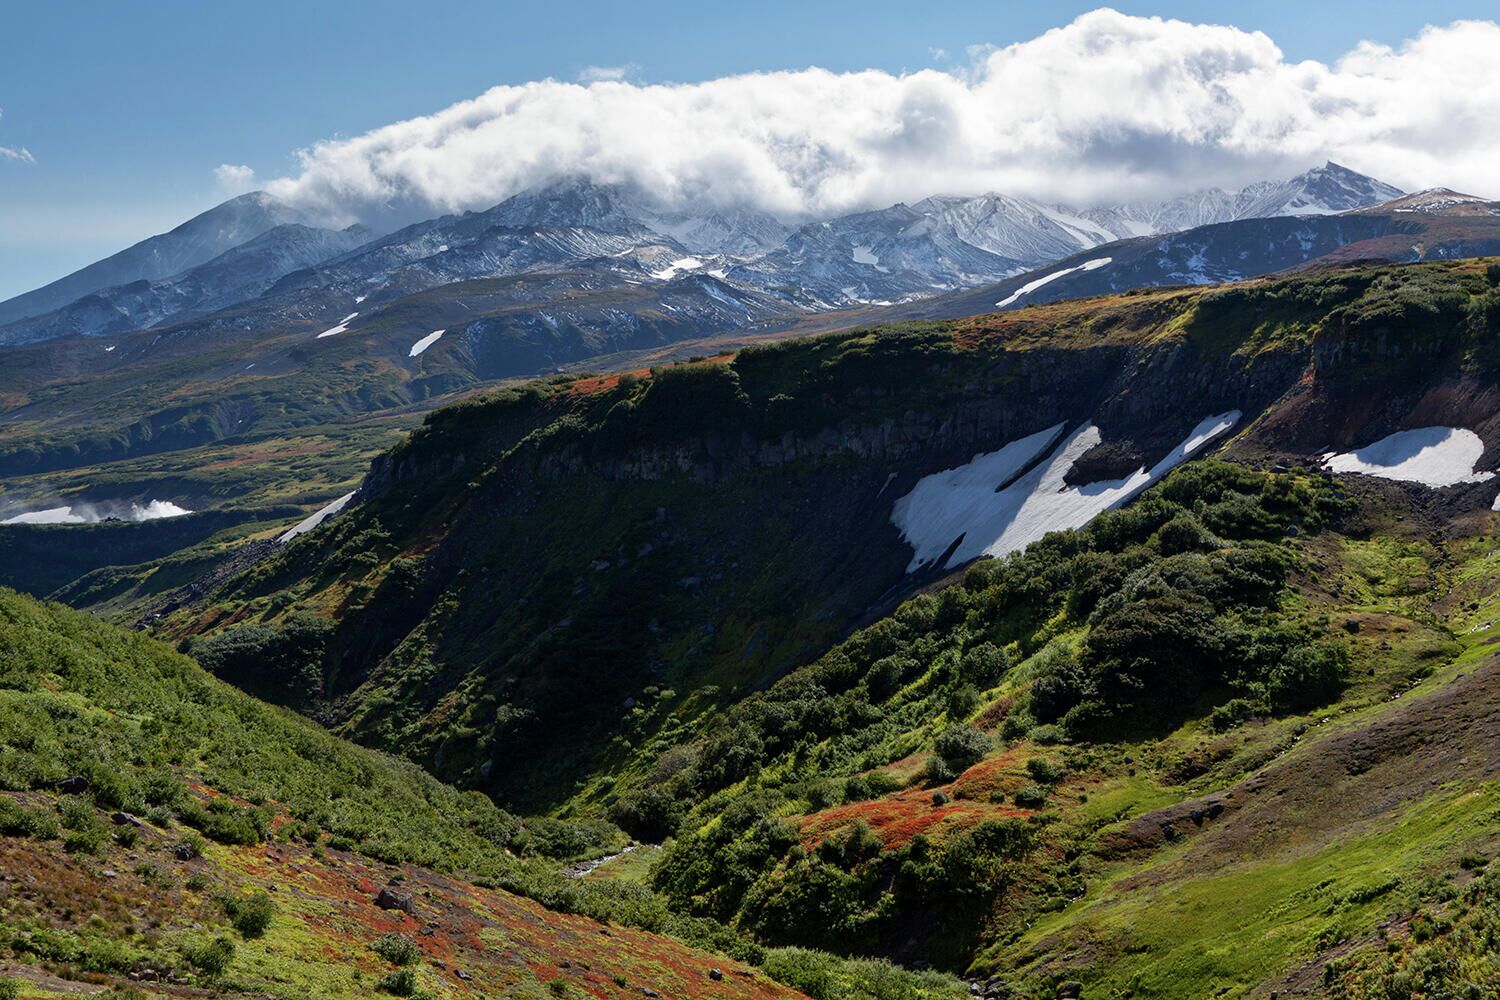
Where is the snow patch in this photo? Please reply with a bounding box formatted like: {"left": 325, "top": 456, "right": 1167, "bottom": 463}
{"left": 851, "top": 245, "right": 889, "bottom": 272}
{"left": 650, "top": 256, "right": 704, "bottom": 280}
{"left": 316, "top": 312, "right": 359, "bottom": 339}
{"left": 278, "top": 492, "right": 356, "bottom": 543}
{"left": 409, "top": 329, "right": 445, "bottom": 357}
{"left": 1324, "top": 427, "right": 1494, "bottom": 487}
{"left": 104, "top": 345, "right": 116, "bottom": 352}
{"left": 996, "top": 257, "right": 1112, "bottom": 308}
{"left": 893, "top": 411, "right": 1240, "bottom": 572}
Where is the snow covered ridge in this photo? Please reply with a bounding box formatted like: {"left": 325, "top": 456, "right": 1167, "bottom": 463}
{"left": 1323, "top": 427, "right": 1494, "bottom": 488}
{"left": 278, "top": 492, "right": 356, "bottom": 543}
{"left": 996, "top": 257, "right": 1111, "bottom": 308}
{"left": 1, "top": 499, "right": 192, "bottom": 526}
{"left": 893, "top": 411, "right": 1241, "bottom": 573}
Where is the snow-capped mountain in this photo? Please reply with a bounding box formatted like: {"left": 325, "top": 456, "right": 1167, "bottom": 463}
{"left": 1366, "top": 188, "right": 1499, "bottom": 215}
{"left": 1079, "top": 162, "right": 1406, "bottom": 239}
{"left": 0, "top": 223, "right": 371, "bottom": 346}
{"left": 1235, "top": 161, "right": 1406, "bottom": 218}
{"left": 0, "top": 163, "right": 1412, "bottom": 347}
{"left": 729, "top": 201, "right": 1027, "bottom": 306}
{"left": 484, "top": 178, "right": 791, "bottom": 255}
{"left": 0, "top": 192, "right": 305, "bottom": 327}
{"left": 266, "top": 185, "right": 703, "bottom": 312}
{"left": 725, "top": 162, "right": 1406, "bottom": 307}
{"left": 635, "top": 205, "right": 791, "bottom": 256}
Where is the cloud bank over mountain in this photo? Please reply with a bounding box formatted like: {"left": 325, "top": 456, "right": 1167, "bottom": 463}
{"left": 255, "top": 9, "right": 1499, "bottom": 225}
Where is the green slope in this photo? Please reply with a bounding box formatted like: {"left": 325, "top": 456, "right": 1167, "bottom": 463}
{"left": 0, "top": 585, "right": 968, "bottom": 999}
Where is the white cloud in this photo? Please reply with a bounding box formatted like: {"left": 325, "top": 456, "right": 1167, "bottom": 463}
{"left": 0, "top": 108, "right": 34, "bottom": 164}
{"left": 577, "top": 64, "right": 640, "bottom": 83}
{"left": 260, "top": 9, "right": 1500, "bottom": 226}
{"left": 214, "top": 163, "right": 257, "bottom": 195}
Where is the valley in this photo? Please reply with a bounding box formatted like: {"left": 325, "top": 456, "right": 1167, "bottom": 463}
{"left": 4, "top": 69, "right": 1500, "bottom": 996}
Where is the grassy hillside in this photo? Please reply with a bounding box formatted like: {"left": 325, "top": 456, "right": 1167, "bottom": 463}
{"left": 158, "top": 260, "right": 1500, "bottom": 817}
{"left": 0, "top": 586, "right": 968, "bottom": 999}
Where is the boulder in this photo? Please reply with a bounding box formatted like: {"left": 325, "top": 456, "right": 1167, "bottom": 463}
{"left": 375, "top": 886, "right": 417, "bottom": 915}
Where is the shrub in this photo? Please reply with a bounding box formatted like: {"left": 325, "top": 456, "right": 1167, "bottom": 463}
{"left": 960, "top": 642, "right": 1011, "bottom": 687}
{"left": 931, "top": 726, "right": 990, "bottom": 772}
{"left": 1487, "top": 262, "right": 1500, "bottom": 287}
{"left": 0, "top": 797, "right": 47, "bottom": 837}
{"left": 182, "top": 935, "right": 235, "bottom": 983}
{"left": 0, "top": 979, "right": 17, "bottom": 1000}
{"left": 371, "top": 932, "right": 422, "bottom": 966}
{"left": 58, "top": 795, "right": 97, "bottom": 832}
{"left": 1028, "top": 724, "right": 1066, "bottom": 745}
{"left": 1263, "top": 642, "right": 1348, "bottom": 712}
{"left": 1013, "top": 785, "right": 1049, "bottom": 808}
{"left": 81, "top": 936, "right": 137, "bottom": 973}
{"left": 1207, "top": 697, "right": 1263, "bottom": 732}
{"left": 1024, "top": 758, "right": 1064, "bottom": 785}
{"left": 924, "top": 757, "right": 957, "bottom": 784}
{"left": 378, "top": 968, "right": 418, "bottom": 996}
{"left": 221, "top": 889, "right": 275, "bottom": 938}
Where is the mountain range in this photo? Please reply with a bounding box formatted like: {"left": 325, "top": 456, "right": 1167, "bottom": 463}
{"left": 0, "top": 162, "right": 1408, "bottom": 345}
{"left": 6, "top": 132, "right": 1500, "bottom": 999}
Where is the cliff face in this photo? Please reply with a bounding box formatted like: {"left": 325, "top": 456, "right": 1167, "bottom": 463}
{"left": 179, "top": 261, "right": 1500, "bottom": 810}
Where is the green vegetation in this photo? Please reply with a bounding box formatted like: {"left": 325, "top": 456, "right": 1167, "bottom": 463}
{"left": 638, "top": 462, "right": 1351, "bottom": 960}
{"left": 10, "top": 260, "right": 1500, "bottom": 996}
{"left": 0, "top": 583, "right": 965, "bottom": 999}
{"left": 370, "top": 932, "right": 422, "bottom": 966}
{"left": 221, "top": 889, "right": 276, "bottom": 938}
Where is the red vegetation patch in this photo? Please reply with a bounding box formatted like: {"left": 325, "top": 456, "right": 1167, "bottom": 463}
{"left": 567, "top": 353, "right": 737, "bottom": 396}
{"left": 950, "top": 748, "right": 1029, "bottom": 801}
{"left": 0, "top": 788, "right": 804, "bottom": 1000}
{"left": 800, "top": 780, "right": 1032, "bottom": 853}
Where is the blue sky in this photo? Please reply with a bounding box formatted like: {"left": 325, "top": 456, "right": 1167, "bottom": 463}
{"left": 1, "top": 0, "right": 1496, "bottom": 300}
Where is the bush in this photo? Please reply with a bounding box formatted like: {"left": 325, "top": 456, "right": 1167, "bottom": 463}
{"left": 1263, "top": 642, "right": 1348, "bottom": 712}
{"left": 931, "top": 726, "right": 990, "bottom": 773}
{"left": 1207, "top": 697, "right": 1263, "bottom": 732}
{"left": 1487, "top": 262, "right": 1500, "bottom": 287}
{"left": 0, "top": 797, "right": 48, "bottom": 838}
{"left": 221, "top": 889, "right": 275, "bottom": 938}
{"left": 1028, "top": 724, "right": 1066, "bottom": 745}
{"left": 371, "top": 932, "right": 422, "bottom": 966}
{"left": 378, "top": 968, "right": 418, "bottom": 996}
{"left": 960, "top": 642, "right": 1011, "bottom": 687}
{"left": 1013, "top": 785, "right": 1049, "bottom": 809}
{"left": 182, "top": 935, "right": 235, "bottom": 983}
{"left": 1024, "top": 758, "right": 1064, "bottom": 785}
{"left": 0, "top": 979, "right": 17, "bottom": 1000}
